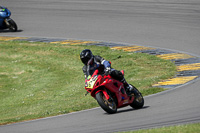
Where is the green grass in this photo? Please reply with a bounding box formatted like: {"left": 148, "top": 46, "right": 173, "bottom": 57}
{"left": 118, "top": 123, "right": 200, "bottom": 133}
{"left": 0, "top": 40, "right": 176, "bottom": 125}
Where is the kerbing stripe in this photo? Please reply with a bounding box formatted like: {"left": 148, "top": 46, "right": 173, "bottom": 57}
{"left": 153, "top": 76, "right": 198, "bottom": 86}
{"left": 50, "top": 40, "right": 99, "bottom": 45}
{"left": 177, "top": 63, "right": 200, "bottom": 71}
{"left": 0, "top": 36, "right": 27, "bottom": 41}
{"left": 157, "top": 53, "right": 194, "bottom": 60}
{"left": 111, "top": 46, "right": 155, "bottom": 52}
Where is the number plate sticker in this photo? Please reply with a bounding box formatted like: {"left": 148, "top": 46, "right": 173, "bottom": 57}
{"left": 85, "top": 75, "right": 98, "bottom": 89}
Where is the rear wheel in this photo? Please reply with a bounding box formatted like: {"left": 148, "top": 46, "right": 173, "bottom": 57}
{"left": 96, "top": 91, "right": 117, "bottom": 114}
{"left": 130, "top": 86, "right": 144, "bottom": 109}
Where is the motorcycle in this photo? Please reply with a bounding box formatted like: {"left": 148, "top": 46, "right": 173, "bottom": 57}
{"left": 85, "top": 69, "right": 144, "bottom": 114}
{"left": 0, "top": 6, "right": 17, "bottom": 32}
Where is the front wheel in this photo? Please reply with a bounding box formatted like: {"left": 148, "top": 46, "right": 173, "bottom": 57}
{"left": 130, "top": 86, "right": 144, "bottom": 109}
{"left": 96, "top": 91, "right": 117, "bottom": 114}
{"left": 7, "top": 19, "right": 18, "bottom": 32}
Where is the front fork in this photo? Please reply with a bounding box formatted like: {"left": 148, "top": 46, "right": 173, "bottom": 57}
{"left": 4, "top": 18, "right": 11, "bottom": 27}
{"left": 95, "top": 89, "right": 110, "bottom": 100}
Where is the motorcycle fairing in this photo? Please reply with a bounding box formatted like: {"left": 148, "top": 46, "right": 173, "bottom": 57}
{"left": 0, "top": 6, "right": 11, "bottom": 29}
{"left": 85, "top": 75, "right": 98, "bottom": 89}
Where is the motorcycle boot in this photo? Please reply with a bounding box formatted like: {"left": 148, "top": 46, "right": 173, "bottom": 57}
{"left": 121, "top": 78, "right": 138, "bottom": 96}
{"left": 126, "top": 84, "right": 139, "bottom": 97}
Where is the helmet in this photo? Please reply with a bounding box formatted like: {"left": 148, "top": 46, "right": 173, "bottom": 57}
{"left": 80, "top": 49, "right": 93, "bottom": 65}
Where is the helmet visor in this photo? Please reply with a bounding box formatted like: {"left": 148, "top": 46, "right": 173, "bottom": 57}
{"left": 81, "top": 56, "right": 91, "bottom": 65}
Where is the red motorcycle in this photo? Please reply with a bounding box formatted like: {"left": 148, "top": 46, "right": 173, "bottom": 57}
{"left": 85, "top": 69, "right": 144, "bottom": 114}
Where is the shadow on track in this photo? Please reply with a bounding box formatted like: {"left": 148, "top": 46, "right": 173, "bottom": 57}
{"left": 104, "top": 106, "right": 150, "bottom": 115}
{"left": 0, "top": 29, "right": 23, "bottom": 33}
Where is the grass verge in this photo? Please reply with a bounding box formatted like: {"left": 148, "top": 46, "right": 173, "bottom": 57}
{"left": 0, "top": 40, "right": 176, "bottom": 125}
{"left": 118, "top": 123, "right": 200, "bottom": 133}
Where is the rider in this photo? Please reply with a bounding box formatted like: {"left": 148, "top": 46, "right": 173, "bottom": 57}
{"left": 80, "top": 49, "right": 136, "bottom": 95}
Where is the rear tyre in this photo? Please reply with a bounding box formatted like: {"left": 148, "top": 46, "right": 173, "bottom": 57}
{"left": 96, "top": 91, "right": 117, "bottom": 114}
{"left": 130, "top": 86, "right": 144, "bottom": 109}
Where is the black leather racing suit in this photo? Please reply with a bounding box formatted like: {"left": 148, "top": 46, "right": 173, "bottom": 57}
{"left": 82, "top": 55, "right": 125, "bottom": 82}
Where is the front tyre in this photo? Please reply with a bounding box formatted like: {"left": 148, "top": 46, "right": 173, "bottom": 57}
{"left": 7, "top": 19, "right": 18, "bottom": 32}
{"left": 96, "top": 91, "right": 117, "bottom": 114}
{"left": 130, "top": 86, "right": 144, "bottom": 109}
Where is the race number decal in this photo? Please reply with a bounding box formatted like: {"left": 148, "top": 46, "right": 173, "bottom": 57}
{"left": 86, "top": 75, "right": 98, "bottom": 89}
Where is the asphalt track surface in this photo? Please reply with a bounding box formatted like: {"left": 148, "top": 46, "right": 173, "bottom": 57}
{"left": 1, "top": 0, "right": 200, "bottom": 133}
